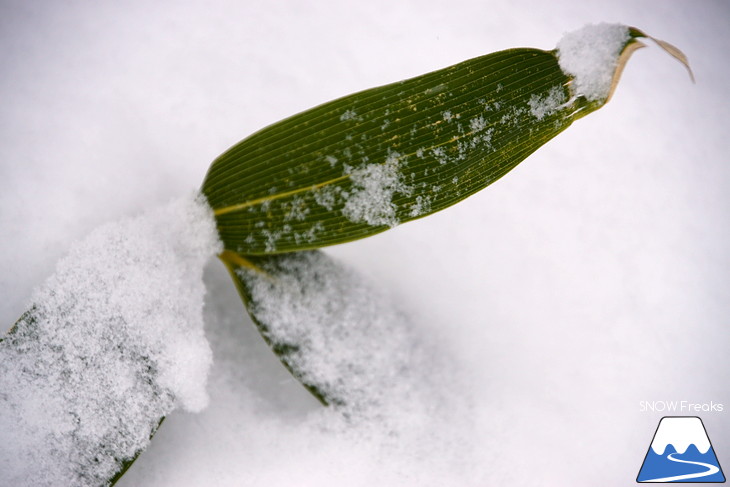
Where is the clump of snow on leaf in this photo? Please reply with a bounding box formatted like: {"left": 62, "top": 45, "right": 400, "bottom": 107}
{"left": 342, "top": 152, "right": 411, "bottom": 228}
{"left": 557, "top": 23, "right": 630, "bottom": 101}
{"left": 0, "top": 195, "right": 221, "bottom": 487}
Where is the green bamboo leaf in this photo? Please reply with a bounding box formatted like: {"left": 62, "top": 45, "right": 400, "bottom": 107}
{"left": 202, "top": 26, "right": 689, "bottom": 255}
{"left": 204, "top": 47, "right": 571, "bottom": 254}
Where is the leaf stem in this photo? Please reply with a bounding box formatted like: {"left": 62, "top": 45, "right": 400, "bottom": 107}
{"left": 218, "top": 250, "right": 273, "bottom": 279}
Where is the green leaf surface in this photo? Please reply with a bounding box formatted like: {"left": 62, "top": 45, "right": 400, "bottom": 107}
{"left": 202, "top": 38, "right": 640, "bottom": 255}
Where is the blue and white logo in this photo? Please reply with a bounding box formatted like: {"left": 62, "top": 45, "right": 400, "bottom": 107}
{"left": 637, "top": 416, "right": 725, "bottom": 483}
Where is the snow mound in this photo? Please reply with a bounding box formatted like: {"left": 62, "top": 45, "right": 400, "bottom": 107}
{"left": 0, "top": 195, "right": 221, "bottom": 487}
{"left": 557, "top": 23, "right": 630, "bottom": 102}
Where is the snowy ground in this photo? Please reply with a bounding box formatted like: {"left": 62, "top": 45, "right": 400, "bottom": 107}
{"left": 1, "top": 0, "right": 728, "bottom": 485}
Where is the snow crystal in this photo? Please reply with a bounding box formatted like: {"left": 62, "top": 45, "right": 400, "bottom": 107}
{"left": 499, "top": 106, "right": 527, "bottom": 127}
{"left": 527, "top": 85, "right": 567, "bottom": 120}
{"left": 292, "top": 221, "right": 324, "bottom": 245}
{"left": 339, "top": 109, "right": 358, "bottom": 121}
{"left": 342, "top": 152, "right": 410, "bottom": 227}
{"left": 283, "top": 195, "right": 309, "bottom": 221}
{"left": 236, "top": 251, "right": 441, "bottom": 419}
{"left": 0, "top": 195, "right": 221, "bottom": 487}
{"left": 409, "top": 195, "right": 432, "bottom": 217}
{"left": 557, "top": 23, "right": 630, "bottom": 101}
{"left": 313, "top": 185, "right": 339, "bottom": 211}
{"left": 431, "top": 146, "right": 448, "bottom": 165}
{"left": 261, "top": 227, "right": 286, "bottom": 252}
{"left": 469, "top": 116, "right": 487, "bottom": 132}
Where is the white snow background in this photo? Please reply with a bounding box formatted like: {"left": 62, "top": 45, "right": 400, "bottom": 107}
{"left": 1, "top": 0, "right": 728, "bottom": 485}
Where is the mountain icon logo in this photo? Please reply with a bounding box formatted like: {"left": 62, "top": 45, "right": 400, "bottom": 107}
{"left": 637, "top": 416, "right": 725, "bottom": 483}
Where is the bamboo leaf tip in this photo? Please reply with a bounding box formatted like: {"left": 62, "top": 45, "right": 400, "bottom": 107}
{"left": 557, "top": 24, "right": 693, "bottom": 106}
{"left": 557, "top": 23, "right": 633, "bottom": 103}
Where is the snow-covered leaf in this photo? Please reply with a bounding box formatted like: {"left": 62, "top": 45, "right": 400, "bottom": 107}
{"left": 0, "top": 197, "right": 220, "bottom": 487}
{"left": 221, "top": 249, "right": 427, "bottom": 411}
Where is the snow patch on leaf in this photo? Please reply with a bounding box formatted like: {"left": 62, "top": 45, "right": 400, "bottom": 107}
{"left": 557, "top": 23, "right": 630, "bottom": 101}
{"left": 342, "top": 152, "right": 410, "bottom": 228}
{"left": 528, "top": 85, "right": 568, "bottom": 120}
{"left": 339, "top": 109, "right": 358, "bottom": 121}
